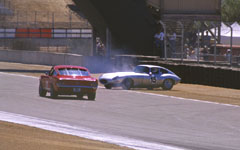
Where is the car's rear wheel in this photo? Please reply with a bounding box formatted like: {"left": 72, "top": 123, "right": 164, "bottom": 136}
{"left": 50, "top": 85, "right": 58, "bottom": 99}
{"left": 39, "top": 83, "right": 47, "bottom": 97}
{"left": 162, "top": 79, "right": 174, "bottom": 90}
{"left": 104, "top": 84, "right": 112, "bottom": 89}
{"left": 122, "top": 78, "right": 133, "bottom": 90}
{"left": 88, "top": 93, "right": 96, "bottom": 100}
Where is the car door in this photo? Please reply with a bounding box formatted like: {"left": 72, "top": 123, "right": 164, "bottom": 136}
{"left": 139, "top": 67, "right": 152, "bottom": 87}
{"left": 158, "top": 68, "right": 169, "bottom": 85}
{"left": 43, "top": 67, "right": 55, "bottom": 91}
{"left": 49, "top": 68, "right": 59, "bottom": 89}
{"left": 150, "top": 67, "right": 161, "bottom": 87}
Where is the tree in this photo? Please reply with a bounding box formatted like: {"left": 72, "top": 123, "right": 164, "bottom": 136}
{"left": 222, "top": 0, "right": 240, "bottom": 23}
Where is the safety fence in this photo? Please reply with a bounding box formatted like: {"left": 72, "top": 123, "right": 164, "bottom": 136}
{"left": 0, "top": 0, "right": 12, "bottom": 15}
{"left": 0, "top": 0, "right": 11, "bottom": 9}
{"left": 155, "top": 21, "right": 240, "bottom": 68}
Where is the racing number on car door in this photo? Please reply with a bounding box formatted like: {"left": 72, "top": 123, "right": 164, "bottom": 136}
{"left": 151, "top": 68, "right": 161, "bottom": 85}
{"left": 151, "top": 76, "right": 157, "bottom": 84}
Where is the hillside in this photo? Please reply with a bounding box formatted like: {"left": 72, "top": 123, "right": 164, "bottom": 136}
{"left": 2, "top": 0, "right": 90, "bottom": 28}
{"left": 11, "top": 0, "right": 73, "bottom": 14}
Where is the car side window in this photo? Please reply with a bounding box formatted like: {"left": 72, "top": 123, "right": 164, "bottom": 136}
{"left": 52, "top": 70, "right": 58, "bottom": 76}
{"left": 143, "top": 67, "right": 150, "bottom": 74}
{"left": 160, "top": 68, "right": 169, "bottom": 74}
{"left": 151, "top": 68, "right": 160, "bottom": 75}
{"left": 134, "top": 66, "right": 150, "bottom": 74}
{"left": 49, "top": 68, "right": 54, "bottom": 76}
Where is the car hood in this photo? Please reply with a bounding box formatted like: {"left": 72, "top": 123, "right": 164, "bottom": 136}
{"left": 100, "top": 72, "right": 148, "bottom": 79}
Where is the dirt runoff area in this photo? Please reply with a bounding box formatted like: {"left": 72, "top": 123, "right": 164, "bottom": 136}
{"left": 0, "top": 61, "right": 240, "bottom": 150}
{"left": 0, "top": 121, "right": 132, "bottom": 150}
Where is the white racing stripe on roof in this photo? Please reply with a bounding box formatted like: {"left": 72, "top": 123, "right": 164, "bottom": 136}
{"left": 0, "top": 111, "right": 187, "bottom": 150}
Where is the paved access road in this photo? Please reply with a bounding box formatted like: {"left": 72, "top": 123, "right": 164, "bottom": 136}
{"left": 0, "top": 72, "right": 240, "bottom": 150}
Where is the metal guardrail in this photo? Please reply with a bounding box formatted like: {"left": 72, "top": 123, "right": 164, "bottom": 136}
{"left": 0, "top": 28, "right": 92, "bottom": 39}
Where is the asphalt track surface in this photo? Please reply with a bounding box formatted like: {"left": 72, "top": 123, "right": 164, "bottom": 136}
{"left": 0, "top": 72, "right": 240, "bottom": 150}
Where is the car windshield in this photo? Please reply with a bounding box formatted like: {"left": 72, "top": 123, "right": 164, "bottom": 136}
{"left": 133, "top": 66, "right": 150, "bottom": 74}
{"left": 58, "top": 68, "right": 89, "bottom": 76}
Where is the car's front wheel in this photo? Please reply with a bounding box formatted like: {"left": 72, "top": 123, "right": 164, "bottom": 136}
{"left": 104, "top": 84, "right": 112, "bottom": 89}
{"left": 162, "top": 79, "right": 174, "bottom": 90}
{"left": 50, "top": 85, "right": 58, "bottom": 99}
{"left": 88, "top": 93, "right": 96, "bottom": 100}
{"left": 122, "top": 78, "right": 133, "bottom": 90}
{"left": 39, "top": 83, "right": 47, "bottom": 97}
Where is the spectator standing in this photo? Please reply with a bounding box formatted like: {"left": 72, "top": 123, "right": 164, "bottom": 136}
{"left": 189, "top": 30, "right": 197, "bottom": 47}
{"left": 97, "top": 42, "right": 105, "bottom": 56}
{"left": 169, "top": 31, "right": 177, "bottom": 58}
{"left": 184, "top": 44, "right": 189, "bottom": 58}
{"left": 188, "top": 46, "right": 197, "bottom": 60}
{"left": 201, "top": 45, "right": 209, "bottom": 61}
{"left": 154, "top": 31, "right": 161, "bottom": 51}
{"left": 225, "top": 49, "right": 231, "bottom": 63}
{"left": 203, "top": 31, "right": 211, "bottom": 47}
{"left": 154, "top": 30, "right": 164, "bottom": 57}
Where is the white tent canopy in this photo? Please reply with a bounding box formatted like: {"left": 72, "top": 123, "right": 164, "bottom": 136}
{"left": 203, "top": 22, "right": 240, "bottom": 45}
{"left": 221, "top": 22, "right": 240, "bottom": 45}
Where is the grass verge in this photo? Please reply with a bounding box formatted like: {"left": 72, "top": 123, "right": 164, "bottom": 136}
{"left": 0, "top": 121, "right": 132, "bottom": 150}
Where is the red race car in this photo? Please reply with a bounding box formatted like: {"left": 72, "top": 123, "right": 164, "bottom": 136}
{"left": 39, "top": 65, "right": 98, "bottom": 100}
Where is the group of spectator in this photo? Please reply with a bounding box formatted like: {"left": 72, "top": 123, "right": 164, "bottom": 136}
{"left": 96, "top": 28, "right": 233, "bottom": 63}
{"left": 154, "top": 29, "right": 177, "bottom": 58}
{"left": 154, "top": 30, "right": 164, "bottom": 57}
{"left": 154, "top": 28, "right": 213, "bottom": 61}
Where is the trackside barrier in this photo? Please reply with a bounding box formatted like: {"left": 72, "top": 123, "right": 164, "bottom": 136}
{"left": 0, "top": 28, "right": 15, "bottom": 38}
{"left": 149, "top": 62, "right": 240, "bottom": 89}
{"left": 0, "top": 50, "right": 114, "bottom": 73}
{"left": 0, "top": 28, "right": 92, "bottom": 39}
